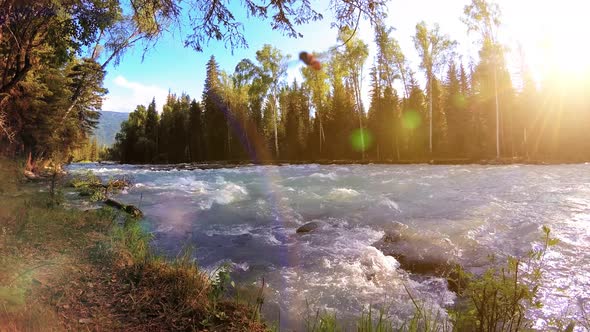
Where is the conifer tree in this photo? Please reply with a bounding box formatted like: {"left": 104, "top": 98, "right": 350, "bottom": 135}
{"left": 145, "top": 98, "right": 159, "bottom": 161}
{"left": 203, "top": 55, "right": 228, "bottom": 160}
{"left": 188, "top": 99, "right": 204, "bottom": 161}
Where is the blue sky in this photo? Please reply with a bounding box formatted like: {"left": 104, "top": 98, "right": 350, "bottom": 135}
{"left": 101, "top": 0, "right": 590, "bottom": 113}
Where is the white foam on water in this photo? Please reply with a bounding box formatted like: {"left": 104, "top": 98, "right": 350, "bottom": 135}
{"left": 309, "top": 172, "right": 338, "bottom": 180}
{"left": 205, "top": 259, "right": 251, "bottom": 275}
{"left": 297, "top": 190, "right": 321, "bottom": 199}
{"left": 275, "top": 237, "right": 439, "bottom": 327}
{"left": 328, "top": 188, "right": 360, "bottom": 200}
{"left": 212, "top": 182, "right": 248, "bottom": 205}
{"left": 176, "top": 177, "right": 208, "bottom": 193}
{"left": 253, "top": 231, "right": 283, "bottom": 246}
{"left": 204, "top": 224, "right": 254, "bottom": 237}
{"left": 379, "top": 197, "right": 401, "bottom": 212}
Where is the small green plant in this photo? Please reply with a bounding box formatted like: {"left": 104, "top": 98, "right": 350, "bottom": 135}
{"left": 451, "top": 225, "right": 558, "bottom": 332}
{"left": 250, "top": 278, "right": 266, "bottom": 322}
{"left": 69, "top": 170, "right": 101, "bottom": 189}
{"left": 576, "top": 299, "right": 590, "bottom": 331}
{"left": 14, "top": 203, "right": 30, "bottom": 238}
{"left": 357, "top": 304, "right": 397, "bottom": 332}
{"left": 402, "top": 287, "right": 451, "bottom": 332}
{"left": 70, "top": 171, "right": 130, "bottom": 202}
{"left": 111, "top": 217, "right": 152, "bottom": 262}
{"left": 209, "top": 262, "right": 234, "bottom": 310}
{"left": 304, "top": 302, "right": 340, "bottom": 332}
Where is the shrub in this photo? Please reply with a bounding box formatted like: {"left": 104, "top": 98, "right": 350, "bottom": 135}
{"left": 450, "top": 226, "right": 559, "bottom": 331}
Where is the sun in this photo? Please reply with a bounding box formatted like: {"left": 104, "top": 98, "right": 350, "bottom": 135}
{"left": 505, "top": 0, "right": 590, "bottom": 82}
{"left": 542, "top": 28, "right": 590, "bottom": 78}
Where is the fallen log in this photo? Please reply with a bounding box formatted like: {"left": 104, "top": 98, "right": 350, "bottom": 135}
{"left": 23, "top": 170, "right": 38, "bottom": 180}
{"left": 104, "top": 198, "right": 143, "bottom": 218}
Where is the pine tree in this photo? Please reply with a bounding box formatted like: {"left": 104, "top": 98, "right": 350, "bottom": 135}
{"left": 283, "top": 81, "right": 310, "bottom": 160}
{"left": 338, "top": 28, "right": 369, "bottom": 160}
{"left": 145, "top": 98, "right": 159, "bottom": 161}
{"left": 413, "top": 21, "right": 456, "bottom": 156}
{"left": 90, "top": 138, "right": 98, "bottom": 161}
{"left": 203, "top": 56, "right": 228, "bottom": 161}
{"left": 445, "top": 61, "right": 466, "bottom": 156}
{"left": 367, "top": 64, "right": 384, "bottom": 160}
{"left": 401, "top": 77, "right": 427, "bottom": 159}
{"left": 158, "top": 94, "right": 175, "bottom": 162}
{"left": 188, "top": 99, "right": 204, "bottom": 161}
{"left": 383, "top": 86, "right": 400, "bottom": 160}
{"left": 169, "top": 94, "right": 190, "bottom": 162}
{"left": 301, "top": 61, "right": 329, "bottom": 159}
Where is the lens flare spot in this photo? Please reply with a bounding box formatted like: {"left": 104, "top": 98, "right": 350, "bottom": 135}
{"left": 452, "top": 93, "right": 466, "bottom": 109}
{"left": 402, "top": 110, "right": 421, "bottom": 129}
{"left": 350, "top": 129, "right": 373, "bottom": 152}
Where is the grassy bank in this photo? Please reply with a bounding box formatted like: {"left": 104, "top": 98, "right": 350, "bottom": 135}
{"left": 0, "top": 159, "right": 266, "bottom": 331}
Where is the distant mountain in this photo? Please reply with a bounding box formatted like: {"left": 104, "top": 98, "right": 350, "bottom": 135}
{"left": 93, "top": 111, "right": 129, "bottom": 147}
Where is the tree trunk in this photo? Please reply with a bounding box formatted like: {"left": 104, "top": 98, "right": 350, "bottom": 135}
{"left": 494, "top": 64, "right": 500, "bottom": 159}
{"left": 273, "top": 97, "right": 279, "bottom": 159}
{"left": 429, "top": 76, "right": 433, "bottom": 156}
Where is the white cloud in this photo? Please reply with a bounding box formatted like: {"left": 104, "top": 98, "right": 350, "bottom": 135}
{"left": 102, "top": 75, "right": 169, "bottom": 113}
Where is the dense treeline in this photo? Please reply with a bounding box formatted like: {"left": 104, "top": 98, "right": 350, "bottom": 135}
{"left": 0, "top": 0, "right": 382, "bottom": 170}
{"left": 112, "top": 0, "right": 590, "bottom": 164}
{"left": 70, "top": 137, "right": 111, "bottom": 162}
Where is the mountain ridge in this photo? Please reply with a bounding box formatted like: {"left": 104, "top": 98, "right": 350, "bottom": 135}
{"left": 93, "top": 111, "right": 129, "bottom": 147}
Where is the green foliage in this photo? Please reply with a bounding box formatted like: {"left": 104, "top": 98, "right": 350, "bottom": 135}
{"left": 450, "top": 226, "right": 558, "bottom": 331}
{"left": 70, "top": 171, "right": 100, "bottom": 188}
{"left": 357, "top": 305, "right": 396, "bottom": 332}
{"left": 209, "top": 262, "right": 234, "bottom": 311}
{"left": 112, "top": 217, "right": 152, "bottom": 262}
{"left": 304, "top": 303, "right": 341, "bottom": 332}
{"left": 70, "top": 171, "right": 128, "bottom": 201}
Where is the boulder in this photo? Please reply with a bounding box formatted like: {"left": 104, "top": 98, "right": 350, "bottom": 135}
{"left": 372, "top": 222, "right": 466, "bottom": 292}
{"left": 296, "top": 221, "right": 321, "bottom": 233}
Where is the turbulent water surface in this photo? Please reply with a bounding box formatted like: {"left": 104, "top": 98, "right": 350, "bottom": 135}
{"left": 67, "top": 163, "right": 590, "bottom": 329}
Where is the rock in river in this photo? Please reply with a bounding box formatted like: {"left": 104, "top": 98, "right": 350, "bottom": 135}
{"left": 372, "top": 222, "right": 466, "bottom": 291}
{"left": 296, "top": 221, "right": 321, "bottom": 233}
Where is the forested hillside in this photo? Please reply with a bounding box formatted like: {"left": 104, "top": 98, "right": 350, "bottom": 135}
{"left": 95, "top": 111, "right": 129, "bottom": 147}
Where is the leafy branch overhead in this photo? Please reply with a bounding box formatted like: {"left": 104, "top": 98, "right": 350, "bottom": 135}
{"left": 185, "top": 0, "right": 386, "bottom": 52}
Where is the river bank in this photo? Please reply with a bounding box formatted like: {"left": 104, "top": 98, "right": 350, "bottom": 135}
{"left": 96, "top": 156, "right": 588, "bottom": 173}
{"left": 0, "top": 159, "right": 267, "bottom": 331}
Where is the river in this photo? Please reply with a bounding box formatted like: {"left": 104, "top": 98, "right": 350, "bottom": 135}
{"left": 66, "top": 163, "right": 590, "bottom": 330}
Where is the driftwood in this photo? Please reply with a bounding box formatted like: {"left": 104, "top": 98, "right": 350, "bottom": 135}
{"left": 23, "top": 170, "right": 38, "bottom": 180}
{"left": 104, "top": 198, "right": 143, "bottom": 218}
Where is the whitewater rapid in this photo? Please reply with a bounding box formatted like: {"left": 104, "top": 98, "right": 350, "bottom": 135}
{"left": 66, "top": 163, "right": 590, "bottom": 329}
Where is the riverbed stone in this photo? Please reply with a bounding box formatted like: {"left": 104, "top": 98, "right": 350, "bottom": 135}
{"left": 373, "top": 222, "right": 466, "bottom": 291}
{"left": 296, "top": 221, "right": 321, "bottom": 233}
